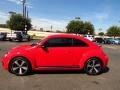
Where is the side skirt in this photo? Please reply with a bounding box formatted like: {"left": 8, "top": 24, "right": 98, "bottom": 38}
{"left": 35, "top": 66, "right": 81, "bottom": 70}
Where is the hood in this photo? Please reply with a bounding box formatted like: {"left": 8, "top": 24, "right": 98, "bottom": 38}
{"left": 10, "top": 44, "right": 33, "bottom": 52}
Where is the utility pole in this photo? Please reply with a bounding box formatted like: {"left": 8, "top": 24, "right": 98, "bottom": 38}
{"left": 20, "top": 0, "right": 28, "bottom": 33}
{"left": 20, "top": 0, "right": 26, "bottom": 17}
{"left": 24, "top": 5, "right": 26, "bottom": 18}
{"left": 27, "top": 10, "right": 29, "bottom": 19}
{"left": 51, "top": 25, "right": 53, "bottom": 32}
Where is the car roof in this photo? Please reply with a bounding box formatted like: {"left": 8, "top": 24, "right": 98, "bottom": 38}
{"left": 46, "top": 34, "right": 86, "bottom": 40}
{"left": 47, "top": 33, "right": 77, "bottom": 37}
{"left": 38, "top": 33, "right": 97, "bottom": 47}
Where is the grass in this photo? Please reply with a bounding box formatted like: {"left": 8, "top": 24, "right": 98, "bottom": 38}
{"left": 31, "top": 35, "right": 45, "bottom": 40}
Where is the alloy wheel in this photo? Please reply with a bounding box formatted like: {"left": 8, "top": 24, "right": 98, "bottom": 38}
{"left": 85, "top": 58, "right": 102, "bottom": 75}
{"left": 10, "top": 57, "right": 30, "bottom": 76}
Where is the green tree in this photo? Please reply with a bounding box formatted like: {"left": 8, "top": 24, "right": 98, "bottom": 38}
{"left": 66, "top": 20, "right": 84, "bottom": 34}
{"left": 83, "top": 21, "right": 94, "bottom": 35}
{"left": 66, "top": 19, "right": 95, "bottom": 35}
{"left": 106, "top": 26, "right": 120, "bottom": 38}
{"left": 98, "top": 32, "right": 104, "bottom": 36}
{"left": 0, "top": 24, "right": 8, "bottom": 28}
{"left": 7, "top": 13, "right": 31, "bottom": 31}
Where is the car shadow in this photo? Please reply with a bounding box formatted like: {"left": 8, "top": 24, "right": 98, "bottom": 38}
{"left": 102, "top": 67, "right": 110, "bottom": 73}
{"left": 32, "top": 70, "right": 85, "bottom": 75}
{"left": 28, "top": 67, "right": 110, "bottom": 76}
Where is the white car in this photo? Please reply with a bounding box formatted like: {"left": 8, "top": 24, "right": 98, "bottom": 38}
{"left": 7, "top": 31, "right": 30, "bottom": 42}
{"left": 84, "top": 35, "right": 94, "bottom": 41}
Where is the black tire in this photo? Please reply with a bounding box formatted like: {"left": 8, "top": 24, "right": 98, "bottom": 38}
{"left": 28, "top": 36, "right": 31, "bottom": 41}
{"left": 2, "top": 36, "right": 6, "bottom": 41}
{"left": 9, "top": 57, "right": 31, "bottom": 76}
{"left": 9, "top": 38, "right": 13, "bottom": 42}
{"left": 16, "top": 34, "right": 22, "bottom": 42}
{"left": 18, "top": 38, "right": 22, "bottom": 42}
{"left": 85, "top": 58, "right": 102, "bottom": 75}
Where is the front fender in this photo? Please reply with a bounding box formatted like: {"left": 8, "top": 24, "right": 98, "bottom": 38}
{"left": 7, "top": 51, "right": 37, "bottom": 70}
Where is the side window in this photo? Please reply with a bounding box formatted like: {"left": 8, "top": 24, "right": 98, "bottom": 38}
{"left": 44, "top": 38, "right": 72, "bottom": 47}
{"left": 73, "top": 39, "right": 88, "bottom": 47}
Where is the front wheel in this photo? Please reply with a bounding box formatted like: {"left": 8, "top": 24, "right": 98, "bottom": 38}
{"left": 85, "top": 58, "right": 102, "bottom": 75}
{"left": 9, "top": 57, "right": 31, "bottom": 76}
{"left": 27, "top": 36, "right": 31, "bottom": 41}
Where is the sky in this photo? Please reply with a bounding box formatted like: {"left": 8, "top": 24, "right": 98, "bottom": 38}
{"left": 0, "top": 0, "right": 120, "bottom": 33}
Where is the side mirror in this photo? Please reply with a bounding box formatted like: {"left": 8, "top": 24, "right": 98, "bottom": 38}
{"left": 41, "top": 45, "right": 47, "bottom": 49}
{"left": 40, "top": 45, "right": 48, "bottom": 52}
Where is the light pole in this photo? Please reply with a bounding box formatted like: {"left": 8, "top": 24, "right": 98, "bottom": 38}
{"left": 75, "top": 17, "right": 81, "bottom": 20}
{"left": 8, "top": 11, "right": 16, "bottom": 34}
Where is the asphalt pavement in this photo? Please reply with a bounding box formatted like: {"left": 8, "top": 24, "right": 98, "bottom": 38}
{"left": 0, "top": 40, "right": 120, "bottom": 90}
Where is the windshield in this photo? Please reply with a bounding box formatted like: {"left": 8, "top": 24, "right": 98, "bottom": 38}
{"left": 107, "top": 38, "right": 113, "bottom": 40}
{"left": 14, "top": 32, "right": 21, "bottom": 34}
{"left": 30, "top": 39, "right": 43, "bottom": 46}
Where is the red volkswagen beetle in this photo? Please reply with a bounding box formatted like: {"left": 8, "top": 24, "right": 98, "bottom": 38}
{"left": 2, "top": 34, "right": 108, "bottom": 76}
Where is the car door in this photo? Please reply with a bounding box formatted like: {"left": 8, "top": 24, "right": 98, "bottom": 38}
{"left": 35, "top": 37, "right": 75, "bottom": 67}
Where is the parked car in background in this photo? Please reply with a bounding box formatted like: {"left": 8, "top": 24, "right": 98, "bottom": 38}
{"left": 95, "top": 37, "right": 104, "bottom": 44}
{"left": 103, "top": 38, "right": 112, "bottom": 44}
{"left": 112, "top": 38, "right": 120, "bottom": 45}
{"left": 116, "top": 38, "right": 120, "bottom": 44}
{"left": 2, "top": 34, "right": 108, "bottom": 76}
{"left": 0, "top": 32, "right": 7, "bottom": 41}
{"left": 7, "top": 31, "right": 31, "bottom": 42}
{"left": 84, "top": 35, "right": 95, "bottom": 41}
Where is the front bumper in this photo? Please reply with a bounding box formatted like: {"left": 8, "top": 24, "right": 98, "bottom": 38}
{"left": 2, "top": 54, "right": 10, "bottom": 70}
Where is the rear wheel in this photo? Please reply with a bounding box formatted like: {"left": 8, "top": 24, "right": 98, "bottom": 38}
{"left": 18, "top": 38, "right": 22, "bottom": 42}
{"left": 18, "top": 35, "right": 22, "bottom": 42}
{"left": 9, "top": 38, "right": 12, "bottom": 41}
{"left": 85, "top": 58, "right": 102, "bottom": 75}
{"left": 9, "top": 57, "right": 31, "bottom": 76}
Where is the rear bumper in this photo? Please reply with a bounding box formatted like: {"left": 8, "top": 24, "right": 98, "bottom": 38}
{"left": 102, "top": 55, "right": 109, "bottom": 68}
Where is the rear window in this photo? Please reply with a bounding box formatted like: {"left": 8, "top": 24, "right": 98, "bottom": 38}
{"left": 72, "top": 39, "right": 88, "bottom": 47}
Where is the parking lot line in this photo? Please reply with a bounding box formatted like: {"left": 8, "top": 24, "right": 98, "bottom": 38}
{"left": 103, "top": 45, "right": 118, "bottom": 50}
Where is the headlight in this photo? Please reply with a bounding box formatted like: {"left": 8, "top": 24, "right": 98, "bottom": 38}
{"left": 5, "top": 51, "right": 10, "bottom": 56}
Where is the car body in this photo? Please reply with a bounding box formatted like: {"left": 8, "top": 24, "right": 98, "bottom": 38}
{"left": 0, "top": 32, "right": 7, "bottom": 41}
{"left": 7, "top": 31, "right": 30, "bottom": 42}
{"left": 2, "top": 34, "right": 108, "bottom": 76}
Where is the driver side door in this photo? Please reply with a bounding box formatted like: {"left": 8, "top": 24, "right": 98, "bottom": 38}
{"left": 36, "top": 37, "right": 74, "bottom": 67}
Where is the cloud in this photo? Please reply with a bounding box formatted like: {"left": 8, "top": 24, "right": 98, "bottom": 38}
{"left": 7, "top": 0, "right": 21, "bottom": 4}
{"left": 7, "top": 0, "right": 33, "bottom": 8}
{"left": 0, "top": 11, "right": 9, "bottom": 24}
{"left": 94, "top": 12, "right": 109, "bottom": 22}
{"left": 93, "top": 5, "right": 111, "bottom": 23}
{"left": 32, "top": 18, "right": 68, "bottom": 31}
{"left": 0, "top": 11, "right": 9, "bottom": 19}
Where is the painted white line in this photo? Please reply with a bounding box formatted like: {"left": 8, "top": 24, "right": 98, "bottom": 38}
{"left": 104, "top": 45, "right": 117, "bottom": 50}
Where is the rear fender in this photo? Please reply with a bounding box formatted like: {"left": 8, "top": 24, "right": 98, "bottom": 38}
{"left": 79, "top": 50, "right": 103, "bottom": 69}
